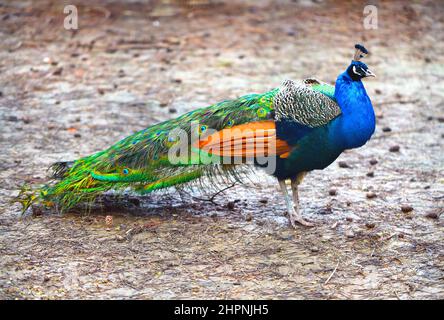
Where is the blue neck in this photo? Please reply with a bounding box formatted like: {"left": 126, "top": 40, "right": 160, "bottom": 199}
{"left": 332, "top": 72, "right": 375, "bottom": 149}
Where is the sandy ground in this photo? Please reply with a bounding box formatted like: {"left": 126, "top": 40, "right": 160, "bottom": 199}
{"left": 0, "top": 0, "right": 443, "bottom": 299}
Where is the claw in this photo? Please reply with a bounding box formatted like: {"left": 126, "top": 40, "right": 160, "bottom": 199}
{"left": 288, "top": 209, "right": 314, "bottom": 228}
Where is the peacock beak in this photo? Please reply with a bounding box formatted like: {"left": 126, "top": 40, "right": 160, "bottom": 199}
{"left": 364, "top": 68, "right": 376, "bottom": 78}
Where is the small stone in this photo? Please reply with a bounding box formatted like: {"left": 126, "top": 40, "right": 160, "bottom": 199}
{"left": 169, "top": 108, "right": 177, "bottom": 114}
{"left": 74, "top": 133, "right": 81, "bottom": 138}
{"left": 366, "top": 171, "right": 374, "bottom": 177}
{"left": 369, "top": 159, "right": 378, "bottom": 165}
{"left": 401, "top": 205, "right": 413, "bottom": 213}
{"left": 98, "top": 88, "right": 105, "bottom": 95}
{"left": 227, "top": 201, "right": 235, "bottom": 210}
{"left": 329, "top": 189, "right": 337, "bottom": 196}
{"left": 173, "top": 78, "right": 182, "bottom": 84}
{"left": 319, "top": 206, "right": 333, "bottom": 215}
{"left": 105, "top": 215, "right": 113, "bottom": 227}
{"left": 376, "top": 112, "right": 384, "bottom": 119}
{"left": 52, "top": 67, "right": 63, "bottom": 76}
{"left": 338, "top": 161, "right": 350, "bottom": 168}
{"left": 426, "top": 116, "right": 433, "bottom": 121}
{"left": 382, "top": 127, "right": 392, "bottom": 132}
{"left": 366, "top": 192, "right": 377, "bottom": 199}
{"left": 159, "top": 101, "right": 168, "bottom": 108}
{"left": 389, "top": 145, "right": 400, "bottom": 152}
{"left": 345, "top": 230, "right": 355, "bottom": 238}
{"left": 7, "top": 115, "right": 18, "bottom": 122}
{"left": 259, "top": 199, "right": 268, "bottom": 204}
{"left": 346, "top": 217, "right": 353, "bottom": 222}
{"left": 22, "top": 117, "right": 31, "bottom": 124}
{"left": 437, "top": 117, "right": 444, "bottom": 123}
{"left": 310, "top": 247, "right": 319, "bottom": 252}
{"left": 375, "top": 88, "right": 382, "bottom": 94}
{"left": 245, "top": 213, "right": 253, "bottom": 221}
{"left": 424, "top": 209, "right": 442, "bottom": 219}
{"left": 365, "top": 222, "right": 376, "bottom": 229}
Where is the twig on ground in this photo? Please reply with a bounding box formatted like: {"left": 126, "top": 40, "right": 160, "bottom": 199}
{"left": 324, "top": 260, "right": 340, "bottom": 285}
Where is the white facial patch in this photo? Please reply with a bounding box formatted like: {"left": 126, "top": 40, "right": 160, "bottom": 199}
{"left": 352, "top": 66, "right": 363, "bottom": 76}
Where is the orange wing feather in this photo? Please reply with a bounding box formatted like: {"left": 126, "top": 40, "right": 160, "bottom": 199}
{"left": 197, "top": 121, "right": 291, "bottom": 158}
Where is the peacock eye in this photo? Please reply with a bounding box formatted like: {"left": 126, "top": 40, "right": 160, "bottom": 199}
{"left": 123, "top": 168, "right": 129, "bottom": 175}
{"left": 199, "top": 125, "right": 207, "bottom": 133}
{"left": 227, "top": 120, "right": 234, "bottom": 127}
{"left": 257, "top": 108, "right": 267, "bottom": 118}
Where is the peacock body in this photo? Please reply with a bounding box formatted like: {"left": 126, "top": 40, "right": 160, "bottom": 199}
{"left": 19, "top": 44, "right": 376, "bottom": 228}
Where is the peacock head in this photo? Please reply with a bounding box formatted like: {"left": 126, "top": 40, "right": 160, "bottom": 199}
{"left": 346, "top": 44, "right": 376, "bottom": 81}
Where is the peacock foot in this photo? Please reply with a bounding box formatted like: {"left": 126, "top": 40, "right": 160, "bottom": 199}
{"left": 288, "top": 208, "right": 314, "bottom": 228}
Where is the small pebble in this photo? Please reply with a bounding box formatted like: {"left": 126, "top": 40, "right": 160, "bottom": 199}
{"left": 389, "top": 145, "right": 400, "bottom": 152}
{"left": 74, "top": 133, "right": 81, "bottom": 138}
{"left": 424, "top": 209, "right": 442, "bottom": 219}
{"left": 169, "top": 108, "right": 177, "bottom": 114}
{"left": 346, "top": 217, "right": 353, "bottom": 222}
{"left": 227, "top": 201, "right": 235, "bottom": 210}
{"left": 310, "top": 247, "right": 319, "bottom": 253}
{"left": 369, "top": 159, "right": 378, "bottom": 165}
{"left": 366, "top": 171, "right": 374, "bottom": 177}
{"left": 366, "top": 192, "right": 377, "bottom": 199}
{"left": 105, "top": 215, "right": 113, "bottom": 227}
{"left": 401, "top": 205, "right": 413, "bottom": 213}
{"left": 345, "top": 230, "right": 355, "bottom": 238}
{"left": 338, "top": 161, "right": 350, "bottom": 168}
{"left": 437, "top": 117, "right": 444, "bottom": 123}
{"left": 245, "top": 213, "right": 253, "bottom": 222}
{"left": 365, "top": 222, "right": 376, "bottom": 229}
{"left": 259, "top": 199, "right": 268, "bottom": 204}
{"left": 382, "top": 127, "right": 392, "bottom": 132}
{"left": 52, "top": 67, "right": 63, "bottom": 76}
{"left": 375, "top": 88, "right": 382, "bottom": 95}
{"left": 7, "top": 115, "right": 18, "bottom": 122}
{"left": 329, "top": 189, "right": 337, "bottom": 196}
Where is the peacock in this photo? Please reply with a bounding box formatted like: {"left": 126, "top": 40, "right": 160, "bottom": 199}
{"left": 18, "top": 44, "right": 376, "bottom": 228}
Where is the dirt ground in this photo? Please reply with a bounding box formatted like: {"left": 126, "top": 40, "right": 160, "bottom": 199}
{"left": 0, "top": 0, "right": 443, "bottom": 300}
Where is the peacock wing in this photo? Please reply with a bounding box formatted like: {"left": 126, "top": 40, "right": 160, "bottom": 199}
{"left": 273, "top": 79, "right": 341, "bottom": 128}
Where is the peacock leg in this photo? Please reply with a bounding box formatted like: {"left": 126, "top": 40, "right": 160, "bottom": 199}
{"left": 290, "top": 174, "right": 313, "bottom": 227}
{"left": 279, "top": 179, "right": 312, "bottom": 228}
